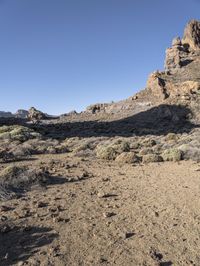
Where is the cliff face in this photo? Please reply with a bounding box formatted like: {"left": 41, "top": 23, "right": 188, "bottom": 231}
{"left": 141, "top": 20, "right": 200, "bottom": 109}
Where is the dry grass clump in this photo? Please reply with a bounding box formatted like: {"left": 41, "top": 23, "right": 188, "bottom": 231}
{"left": 0, "top": 125, "right": 41, "bottom": 142}
{"left": 142, "top": 154, "right": 163, "bottom": 163}
{"left": 64, "top": 137, "right": 105, "bottom": 153}
{"left": 165, "top": 133, "right": 179, "bottom": 142}
{"left": 96, "top": 146, "right": 117, "bottom": 160}
{"left": 0, "top": 149, "right": 15, "bottom": 163}
{"left": 96, "top": 139, "right": 130, "bottom": 160}
{"left": 142, "top": 138, "right": 157, "bottom": 147}
{"left": 139, "top": 148, "right": 154, "bottom": 156}
{"left": 0, "top": 165, "right": 48, "bottom": 200}
{"left": 161, "top": 148, "right": 183, "bottom": 162}
{"left": 115, "top": 152, "right": 140, "bottom": 164}
{"left": 18, "top": 139, "right": 69, "bottom": 155}
{"left": 178, "top": 140, "right": 200, "bottom": 162}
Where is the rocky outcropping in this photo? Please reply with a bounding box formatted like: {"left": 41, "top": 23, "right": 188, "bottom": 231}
{"left": 182, "top": 19, "right": 200, "bottom": 50}
{"left": 86, "top": 103, "right": 110, "bottom": 114}
{"left": 164, "top": 20, "right": 200, "bottom": 73}
{"left": 145, "top": 20, "right": 200, "bottom": 104}
{"left": 27, "top": 107, "right": 48, "bottom": 122}
{"left": 15, "top": 109, "right": 29, "bottom": 119}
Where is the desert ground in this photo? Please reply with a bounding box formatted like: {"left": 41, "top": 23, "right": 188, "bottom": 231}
{"left": 0, "top": 152, "right": 200, "bottom": 266}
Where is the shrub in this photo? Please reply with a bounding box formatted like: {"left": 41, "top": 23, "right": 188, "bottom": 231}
{"left": 96, "top": 139, "right": 130, "bottom": 160}
{"left": 111, "top": 140, "right": 130, "bottom": 153}
{"left": 96, "top": 146, "right": 117, "bottom": 160}
{"left": 0, "top": 125, "right": 41, "bottom": 142}
{"left": 0, "top": 165, "right": 47, "bottom": 190}
{"left": 161, "top": 148, "right": 183, "bottom": 162}
{"left": 142, "top": 138, "right": 157, "bottom": 147}
{"left": 178, "top": 143, "right": 200, "bottom": 162}
{"left": 115, "top": 152, "right": 140, "bottom": 164}
{"left": 130, "top": 142, "right": 141, "bottom": 150}
{"left": 165, "top": 133, "right": 179, "bottom": 141}
{"left": 139, "top": 148, "right": 154, "bottom": 156}
{"left": 142, "top": 154, "right": 163, "bottom": 163}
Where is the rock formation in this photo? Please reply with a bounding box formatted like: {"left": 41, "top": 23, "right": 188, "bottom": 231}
{"left": 182, "top": 19, "right": 200, "bottom": 50}
{"left": 145, "top": 19, "right": 200, "bottom": 104}
{"left": 27, "top": 107, "right": 47, "bottom": 122}
{"left": 15, "top": 109, "right": 29, "bottom": 119}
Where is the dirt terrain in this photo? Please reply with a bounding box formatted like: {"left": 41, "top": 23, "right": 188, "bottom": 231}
{"left": 0, "top": 154, "right": 200, "bottom": 266}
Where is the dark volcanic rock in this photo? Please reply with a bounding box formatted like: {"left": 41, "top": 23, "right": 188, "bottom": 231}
{"left": 0, "top": 111, "right": 14, "bottom": 118}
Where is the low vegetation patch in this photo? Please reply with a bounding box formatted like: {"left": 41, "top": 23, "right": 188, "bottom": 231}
{"left": 0, "top": 125, "right": 41, "bottom": 142}
{"left": 115, "top": 152, "right": 140, "bottom": 164}
{"left": 0, "top": 165, "right": 48, "bottom": 200}
{"left": 142, "top": 154, "right": 163, "bottom": 163}
{"left": 161, "top": 148, "right": 183, "bottom": 162}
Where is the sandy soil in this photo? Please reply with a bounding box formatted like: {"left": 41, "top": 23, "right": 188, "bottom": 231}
{"left": 0, "top": 154, "right": 200, "bottom": 266}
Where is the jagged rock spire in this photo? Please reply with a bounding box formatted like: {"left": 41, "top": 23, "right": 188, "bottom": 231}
{"left": 182, "top": 19, "right": 200, "bottom": 50}
{"left": 164, "top": 19, "right": 200, "bottom": 72}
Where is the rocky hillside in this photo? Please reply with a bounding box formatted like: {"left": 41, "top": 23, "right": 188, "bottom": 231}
{"left": 83, "top": 20, "right": 200, "bottom": 122}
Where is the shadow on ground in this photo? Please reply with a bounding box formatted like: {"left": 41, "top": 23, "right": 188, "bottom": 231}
{"left": 0, "top": 104, "right": 198, "bottom": 139}
{"left": 0, "top": 224, "right": 58, "bottom": 265}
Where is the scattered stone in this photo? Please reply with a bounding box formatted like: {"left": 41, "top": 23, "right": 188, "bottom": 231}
{"left": 103, "top": 212, "right": 116, "bottom": 218}
{"left": 1, "top": 215, "right": 8, "bottom": 221}
{"left": 124, "top": 232, "right": 135, "bottom": 239}
{"left": 97, "top": 192, "right": 117, "bottom": 198}
{"left": 102, "top": 177, "right": 110, "bottom": 182}
{"left": 37, "top": 202, "right": 47, "bottom": 208}
{"left": 0, "top": 205, "right": 13, "bottom": 212}
{"left": 0, "top": 224, "right": 12, "bottom": 233}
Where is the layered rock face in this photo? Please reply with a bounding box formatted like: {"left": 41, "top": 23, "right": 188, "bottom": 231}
{"left": 145, "top": 20, "right": 200, "bottom": 104}
{"left": 165, "top": 20, "right": 200, "bottom": 72}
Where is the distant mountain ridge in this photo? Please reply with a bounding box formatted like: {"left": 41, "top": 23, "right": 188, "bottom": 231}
{"left": 0, "top": 110, "right": 28, "bottom": 118}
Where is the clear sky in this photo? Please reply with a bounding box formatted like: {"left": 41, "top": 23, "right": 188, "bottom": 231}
{"left": 0, "top": 0, "right": 200, "bottom": 115}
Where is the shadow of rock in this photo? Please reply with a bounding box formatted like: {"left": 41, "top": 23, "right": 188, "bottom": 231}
{"left": 159, "top": 262, "right": 173, "bottom": 266}
{"left": 0, "top": 104, "right": 198, "bottom": 139}
{"left": 0, "top": 224, "right": 58, "bottom": 265}
{"left": 29, "top": 104, "right": 198, "bottom": 139}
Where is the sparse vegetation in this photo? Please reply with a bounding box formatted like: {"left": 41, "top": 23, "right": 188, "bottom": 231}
{"left": 142, "top": 154, "right": 163, "bottom": 163}
{"left": 115, "top": 152, "right": 140, "bottom": 164}
{"left": 0, "top": 125, "right": 41, "bottom": 142}
{"left": 161, "top": 148, "right": 183, "bottom": 162}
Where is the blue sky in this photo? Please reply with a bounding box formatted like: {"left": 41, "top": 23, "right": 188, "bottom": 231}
{"left": 0, "top": 0, "right": 200, "bottom": 115}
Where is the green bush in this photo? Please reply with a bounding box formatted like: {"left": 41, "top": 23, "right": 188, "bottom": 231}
{"left": 142, "top": 154, "right": 163, "bottom": 163}
{"left": 0, "top": 125, "right": 41, "bottom": 142}
{"left": 96, "top": 146, "right": 117, "bottom": 160}
{"left": 161, "top": 148, "right": 183, "bottom": 162}
{"left": 115, "top": 152, "right": 140, "bottom": 164}
{"left": 0, "top": 165, "right": 47, "bottom": 189}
